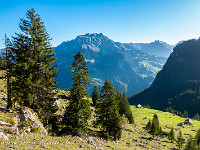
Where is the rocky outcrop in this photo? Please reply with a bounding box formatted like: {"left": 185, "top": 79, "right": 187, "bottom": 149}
{"left": 14, "top": 107, "right": 48, "bottom": 135}
{"left": 0, "top": 132, "right": 8, "bottom": 140}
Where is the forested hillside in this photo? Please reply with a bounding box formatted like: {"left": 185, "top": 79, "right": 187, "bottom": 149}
{"left": 129, "top": 38, "right": 200, "bottom": 117}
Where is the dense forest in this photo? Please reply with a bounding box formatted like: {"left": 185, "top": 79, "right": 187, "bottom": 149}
{"left": 129, "top": 38, "right": 200, "bottom": 118}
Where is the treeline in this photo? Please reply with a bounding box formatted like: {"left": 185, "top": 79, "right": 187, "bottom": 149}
{"left": 165, "top": 107, "right": 200, "bottom": 121}
{"left": 1, "top": 9, "right": 134, "bottom": 140}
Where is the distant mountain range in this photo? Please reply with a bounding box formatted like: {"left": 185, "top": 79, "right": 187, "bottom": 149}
{"left": 126, "top": 40, "right": 174, "bottom": 58}
{"left": 129, "top": 38, "right": 200, "bottom": 116}
{"left": 54, "top": 33, "right": 169, "bottom": 96}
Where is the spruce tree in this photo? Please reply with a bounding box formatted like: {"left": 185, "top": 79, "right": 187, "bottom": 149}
{"left": 63, "top": 50, "right": 91, "bottom": 136}
{"left": 185, "top": 135, "right": 196, "bottom": 150}
{"left": 169, "top": 127, "right": 175, "bottom": 143}
{"left": 96, "top": 79, "right": 122, "bottom": 140}
{"left": 91, "top": 85, "right": 100, "bottom": 106}
{"left": 176, "top": 130, "right": 184, "bottom": 149}
{"left": 149, "top": 119, "right": 158, "bottom": 138}
{"left": 146, "top": 119, "right": 151, "bottom": 130}
{"left": 9, "top": 9, "right": 58, "bottom": 125}
{"left": 152, "top": 114, "right": 159, "bottom": 129}
{"left": 119, "top": 92, "right": 134, "bottom": 124}
{"left": 196, "top": 128, "right": 200, "bottom": 149}
{"left": 115, "top": 90, "right": 122, "bottom": 111}
{"left": 194, "top": 114, "right": 200, "bottom": 121}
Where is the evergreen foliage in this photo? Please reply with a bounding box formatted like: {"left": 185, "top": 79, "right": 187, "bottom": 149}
{"left": 183, "top": 111, "right": 189, "bottom": 118}
{"left": 152, "top": 114, "right": 159, "bottom": 129}
{"left": 184, "top": 135, "right": 196, "bottom": 150}
{"left": 146, "top": 114, "right": 163, "bottom": 138}
{"left": 176, "top": 130, "right": 184, "bottom": 149}
{"left": 145, "top": 119, "right": 151, "bottom": 130}
{"left": 91, "top": 85, "right": 100, "bottom": 106}
{"left": 168, "top": 127, "right": 175, "bottom": 143}
{"left": 119, "top": 92, "right": 134, "bottom": 124}
{"left": 129, "top": 39, "right": 200, "bottom": 117}
{"left": 96, "top": 79, "right": 122, "bottom": 140}
{"left": 115, "top": 90, "right": 122, "bottom": 111}
{"left": 62, "top": 50, "right": 91, "bottom": 136}
{"left": 194, "top": 114, "right": 200, "bottom": 121}
{"left": 196, "top": 128, "right": 200, "bottom": 149}
{"left": 149, "top": 119, "right": 158, "bottom": 138}
{"left": 7, "top": 9, "right": 58, "bottom": 126}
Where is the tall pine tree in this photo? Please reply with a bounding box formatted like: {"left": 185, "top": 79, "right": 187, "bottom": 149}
{"left": 176, "top": 130, "right": 184, "bottom": 149}
{"left": 96, "top": 79, "right": 122, "bottom": 140}
{"left": 91, "top": 85, "right": 100, "bottom": 106}
{"left": 119, "top": 92, "right": 134, "bottom": 124}
{"left": 9, "top": 9, "right": 58, "bottom": 125}
{"left": 62, "top": 50, "right": 91, "bottom": 136}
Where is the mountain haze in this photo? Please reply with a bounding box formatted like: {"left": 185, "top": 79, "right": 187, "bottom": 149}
{"left": 126, "top": 40, "right": 174, "bottom": 58}
{"left": 54, "top": 33, "right": 167, "bottom": 96}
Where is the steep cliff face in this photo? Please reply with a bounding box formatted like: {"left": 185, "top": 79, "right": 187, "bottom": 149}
{"left": 129, "top": 38, "right": 200, "bottom": 116}
{"left": 54, "top": 33, "right": 166, "bottom": 96}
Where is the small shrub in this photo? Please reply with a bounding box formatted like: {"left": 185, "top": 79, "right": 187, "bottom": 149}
{"left": 26, "top": 119, "right": 33, "bottom": 126}
{"left": 18, "top": 122, "right": 25, "bottom": 129}
{"left": 10, "top": 118, "right": 16, "bottom": 125}
{"left": 31, "top": 127, "right": 41, "bottom": 133}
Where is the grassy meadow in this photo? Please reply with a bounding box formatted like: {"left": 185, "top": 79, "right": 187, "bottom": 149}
{"left": 0, "top": 103, "right": 200, "bottom": 149}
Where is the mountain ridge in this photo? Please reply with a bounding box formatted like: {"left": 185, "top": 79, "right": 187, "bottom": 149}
{"left": 54, "top": 33, "right": 167, "bottom": 96}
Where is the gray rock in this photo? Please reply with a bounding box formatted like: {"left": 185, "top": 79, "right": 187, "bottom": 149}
{"left": 80, "top": 144, "right": 84, "bottom": 148}
{"left": 54, "top": 100, "right": 61, "bottom": 108}
{"left": 0, "top": 132, "right": 8, "bottom": 140}
{"left": 14, "top": 107, "right": 48, "bottom": 135}
{"left": 0, "top": 121, "right": 12, "bottom": 127}
{"left": 11, "top": 124, "right": 19, "bottom": 135}
{"left": 177, "top": 122, "right": 184, "bottom": 128}
{"left": 88, "top": 137, "right": 93, "bottom": 145}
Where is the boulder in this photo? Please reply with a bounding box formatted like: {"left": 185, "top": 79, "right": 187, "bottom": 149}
{"left": 54, "top": 100, "right": 61, "bottom": 109}
{"left": 0, "top": 121, "right": 12, "bottom": 127}
{"left": 14, "top": 107, "right": 48, "bottom": 135}
{"left": 177, "top": 122, "right": 184, "bottom": 128}
{"left": 0, "top": 132, "right": 8, "bottom": 140}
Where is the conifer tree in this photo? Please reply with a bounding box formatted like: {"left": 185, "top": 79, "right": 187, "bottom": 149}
{"left": 96, "top": 79, "right": 122, "bottom": 140}
{"left": 176, "top": 130, "right": 184, "bottom": 149}
{"left": 152, "top": 114, "right": 159, "bottom": 129}
{"left": 9, "top": 9, "right": 58, "bottom": 124}
{"left": 91, "top": 85, "right": 100, "bottom": 106}
{"left": 195, "top": 128, "right": 200, "bottom": 149}
{"left": 169, "top": 127, "right": 175, "bottom": 143}
{"left": 149, "top": 119, "right": 158, "bottom": 138}
{"left": 63, "top": 50, "right": 91, "bottom": 136}
{"left": 194, "top": 114, "right": 200, "bottom": 121}
{"left": 146, "top": 119, "right": 151, "bottom": 130}
{"left": 185, "top": 135, "right": 196, "bottom": 150}
{"left": 119, "top": 92, "right": 134, "bottom": 124}
{"left": 115, "top": 90, "right": 122, "bottom": 110}
{"left": 158, "top": 127, "right": 163, "bottom": 137}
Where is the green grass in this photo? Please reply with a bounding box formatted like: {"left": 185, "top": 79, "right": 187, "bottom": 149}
{"left": 1, "top": 98, "right": 200, "bottom": 149}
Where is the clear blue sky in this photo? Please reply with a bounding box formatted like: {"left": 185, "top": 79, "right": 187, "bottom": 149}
{"left": 1, "top": 0, "right": 200, "bottom": 48}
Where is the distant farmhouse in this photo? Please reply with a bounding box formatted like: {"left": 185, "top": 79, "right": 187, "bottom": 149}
{"left": 137, "top": 104, "right": 142, "bottom": 108}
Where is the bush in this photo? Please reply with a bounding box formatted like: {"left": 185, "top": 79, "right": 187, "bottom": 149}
{"left": 31, "top": 127, "right": 41, "bottom": 133}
